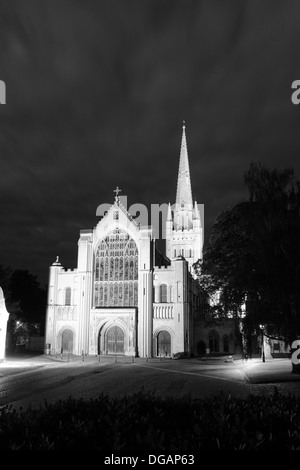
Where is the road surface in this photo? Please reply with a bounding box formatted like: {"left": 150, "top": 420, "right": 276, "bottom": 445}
{"left": 0, "top": 354, "right": 299, "bottom": 410}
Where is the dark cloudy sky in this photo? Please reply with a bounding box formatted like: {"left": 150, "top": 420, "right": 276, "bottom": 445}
{"left": 1, "top": 0, "right": 300, "bottom": 286}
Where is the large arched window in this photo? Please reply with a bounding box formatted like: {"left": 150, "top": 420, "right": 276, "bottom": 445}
{"left": 94, "top": 228, "right": 138, "bottom": 307}
{"left": 65, "top": 287, "right": 71, "bottom": 306}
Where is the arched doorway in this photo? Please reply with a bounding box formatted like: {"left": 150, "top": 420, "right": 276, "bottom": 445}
{"left": 106, "top": 325, "right": 124, "bottom": 354}
{"left": 61, "top": 329, "right": 73, "bottom": 353}
{"left": 157, "top": 330, "right": 171, "bottom": 357}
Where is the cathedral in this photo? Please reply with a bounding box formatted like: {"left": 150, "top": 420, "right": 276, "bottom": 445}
{"left": 45, "top": 125, "right": 217, "bottom": 358}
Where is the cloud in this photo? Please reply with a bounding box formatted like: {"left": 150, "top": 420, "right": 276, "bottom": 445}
{"left": 0, "top": 0, "right": 300, "bottom": 284}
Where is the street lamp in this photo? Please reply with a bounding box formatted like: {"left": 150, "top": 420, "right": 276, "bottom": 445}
{"left": 259, "top": 324, "right": 265, "bottom": 362}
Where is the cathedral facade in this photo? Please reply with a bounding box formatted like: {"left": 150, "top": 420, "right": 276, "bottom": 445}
{"left": 45, "top": 125, "right": 204, "bottom": 357}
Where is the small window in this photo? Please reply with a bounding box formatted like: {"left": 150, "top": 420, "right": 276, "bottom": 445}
{"left": 65, "top": 287, "right": 71, "bottom": 306}
{"left": 113, "top": 211, "right": 119, "bottom": 220}
{"left": 161, "top": 284, "right": 167, "bottom": 303}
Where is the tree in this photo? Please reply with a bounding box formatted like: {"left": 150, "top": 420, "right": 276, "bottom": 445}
{"left": 0, "top": 267, "right": 47, "bottom": 351}
{"left": 196, "top": 163, "right": 300, "bottom": 347}
{"left": 9, "top": 270, "right": 47, "bottom": 335}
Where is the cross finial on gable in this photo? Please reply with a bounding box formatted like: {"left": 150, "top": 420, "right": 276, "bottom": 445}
{"left": 114, "top": 186, "right": 121, "bottom": 203}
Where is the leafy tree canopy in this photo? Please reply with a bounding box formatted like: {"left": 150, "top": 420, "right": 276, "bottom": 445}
{"left": 196, "top": 162, "right": 300, "bottom": 344}
{"left": 0, "top": 266, "right": 47, "bottom": 337}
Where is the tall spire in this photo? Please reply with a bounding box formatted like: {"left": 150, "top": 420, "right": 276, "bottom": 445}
{"left": 175, "top": 121, "right": 193, "bottom": 207}
{"left": 166, "top": 122, "right": 203, "bottom": 270}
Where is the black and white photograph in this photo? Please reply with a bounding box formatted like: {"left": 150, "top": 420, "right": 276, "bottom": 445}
{"left": 0, "top": 0, "right": 300, "bottom": 455}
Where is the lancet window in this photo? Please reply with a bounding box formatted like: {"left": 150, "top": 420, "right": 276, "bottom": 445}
{"left": 65, "top": 287, "right": 71, "bottom": 306}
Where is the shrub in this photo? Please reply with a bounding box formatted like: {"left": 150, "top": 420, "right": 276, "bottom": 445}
{"left": 0, "top": 389, "right": 300, "bottom": 450}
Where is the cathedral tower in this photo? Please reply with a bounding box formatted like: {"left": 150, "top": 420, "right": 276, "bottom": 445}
{"left": 166, "top": 123, "right": 203, "bottom": 275}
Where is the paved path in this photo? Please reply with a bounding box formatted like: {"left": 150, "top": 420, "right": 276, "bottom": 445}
{"left": 0, "top": 354, "right": 299, "bottom": 410}
{"left": 234, "top": 357, "right": 300, "bottom": 397}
